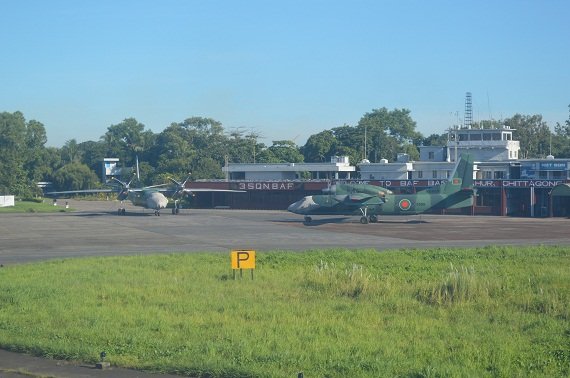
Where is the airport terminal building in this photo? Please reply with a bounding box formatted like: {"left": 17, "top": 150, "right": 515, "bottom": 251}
{"left": 188, "top": 126, "right": 570, "bottom": 217}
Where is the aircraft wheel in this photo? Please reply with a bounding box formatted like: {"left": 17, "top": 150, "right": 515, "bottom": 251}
{"left": 118, "top": 209, "right": 122, "bottom": 216}
{"left": 304, "top": 216, "right": 312, "bottom": 223}
{"left": 175, "top": 208, "right": 180, "bottom": 214}
{"left": 360, "top": 216, "right": 369, "bottom": 224}
{"left": 369, "top": 215, "right": 378, "bottom": 223}
{"left": 172, "top": 207, "right": 176, "bottom": 215}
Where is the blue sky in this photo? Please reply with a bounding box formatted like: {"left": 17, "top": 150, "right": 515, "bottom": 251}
{"left": 1, "top": 1, "right": 568, "bottom": 147}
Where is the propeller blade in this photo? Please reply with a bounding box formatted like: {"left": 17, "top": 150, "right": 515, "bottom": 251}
{"left": 111, "top": 177, "right": 128, "bottom": 188}
{"left": 168, "top": 177, "right": 182, "bottom": 187}
{"left": 167, "top": 173, "right": 192, "bottom": 198}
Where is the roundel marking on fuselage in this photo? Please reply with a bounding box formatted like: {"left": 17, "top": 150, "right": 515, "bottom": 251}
{"left": 398, "top": 198, "right": 412, "bottom": 211}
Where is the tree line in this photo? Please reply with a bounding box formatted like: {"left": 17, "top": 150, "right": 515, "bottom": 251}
{"left": 1, "top": 107, "right": 569, "bottom": 198}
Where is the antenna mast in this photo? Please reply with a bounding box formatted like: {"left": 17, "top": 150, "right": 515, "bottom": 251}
{"left": 364, "top": 125, "right": 367, "bottom": 160}
{"left": 464, "top": 92, "right": 473, "bottom": 129}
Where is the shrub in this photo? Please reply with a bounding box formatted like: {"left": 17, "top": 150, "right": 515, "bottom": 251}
{"left": 303, "top": 260, "right": 373, "bottom": 299}
{"left": 418, "top": 264, "right": 492, "bottom": 306}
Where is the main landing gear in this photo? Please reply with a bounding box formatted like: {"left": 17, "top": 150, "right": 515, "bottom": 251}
{"left": 117, "top": 201, "right": 126, "bottom": 215}
{"left": 303, "top": 216, "right": 312, "bottom": 224}
{"left": 172, "top": 200, "right": 181, "bottom": 215}
{"left": 359, "top": 207, "right": 378, "bottom": 224}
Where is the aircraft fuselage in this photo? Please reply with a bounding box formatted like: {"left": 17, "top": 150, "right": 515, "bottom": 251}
{"left": 288, "top": 190, "right": 473, "bottom": 217}
{"left": 127, "top": 190, "right": 169, "bottom": 211}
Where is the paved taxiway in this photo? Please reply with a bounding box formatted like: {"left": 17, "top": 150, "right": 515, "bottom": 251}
{"left": 1, "top": 199, "right": 569, "bottom": 265}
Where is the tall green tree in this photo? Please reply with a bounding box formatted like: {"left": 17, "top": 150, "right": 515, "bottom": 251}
{"left": 357, "top": 107, "right": 422, "bottom": 162}
{"left": 257, "top": 140, "right": 304, "bottom": 163}
{"left": 421, "top": 133, "right": 448, "bottom": 147}
{"left": 226, "top": 129, "right": 262, "bottom": 164}
{"left": 61, "top": 139, "right": 81, "bottom": 164}
{"left": 151, "top": 123, "right": 196, "bottom": 182}
{"left": 177, "top": 117, "right": 228, "bottom": 175}
{"left": 301, "top": 130, "right": 336, "bottom": 162}
{"left": 52, "top": 162, "right": 100, "bottom": 191}
{"left": 0, "top": 112, "right": 33, "bottom": 196}
{"left": 34, "top": 147, "right": 63, "bottom": 183}
{"left": 302, "top": 108, "right": 423, "bottom": 164}
{"left": 23, "top": 119, "right": 50, "bottom": 186}
{"left": 552, "top": 105, "right": 570, "bottom": 158}
{"left": 192, "top": 157, "right": 225, "bottom": 179}
{"left": 102, "top": 118, "right": 147, "bottom": 167}
{"left": 77, "top": 140, "right": 107, "bottom": 175}
{"left": 149, "top": 117, "right": 236, "bottom": 181}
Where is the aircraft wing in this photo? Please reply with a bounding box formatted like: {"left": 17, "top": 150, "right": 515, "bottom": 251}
{"left": 45, "top": 189, "right": 116, "bottom": 196}
{"left": 145, "top": 183, "right": 172, "bottom": 189}
{"left": 346, "top": 193, "right": 375, "bottom": 202}
{"left": 182, "top": 188, "right": 246, "bottom": 193}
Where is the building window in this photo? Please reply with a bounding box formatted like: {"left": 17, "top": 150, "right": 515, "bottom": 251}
{"left": 446, "top": 171, "right": 450, "bottom": 178}
{"left": 494, "top": 171, "right": 505, "bottom": 179}
{"left": 428, "top": 151, "right": 435, "bottom": 160}
{"left": 418, "top": 171, "right": 423, "bottom": 179}
{"left": 484, "top": 171, "right": 492, "bottom": 179}
{"left": 432, "top": 170, "right": 438, "bottom": 179}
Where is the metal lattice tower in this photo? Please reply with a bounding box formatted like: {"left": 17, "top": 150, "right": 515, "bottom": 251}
{"left": 464, "top": 92, "right": 473, "bottom": 129}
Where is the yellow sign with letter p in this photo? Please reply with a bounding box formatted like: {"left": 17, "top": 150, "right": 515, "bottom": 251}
{"left": 231, "top": 250, "right": 256, "bottom": 270}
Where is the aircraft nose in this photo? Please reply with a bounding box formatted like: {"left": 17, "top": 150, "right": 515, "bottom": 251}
{"left": 288, "top": 196, "right": 317, "bottom": 214}
{"left": 287, "top": 201, "right": 301, "bottom": 213}
{"left": 149, "top": 192, "right": 168, "bottom": 209}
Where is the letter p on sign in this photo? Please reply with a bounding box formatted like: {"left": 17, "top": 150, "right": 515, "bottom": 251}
{"left": 231, "top": 250, "right": 256, "bottom": 270}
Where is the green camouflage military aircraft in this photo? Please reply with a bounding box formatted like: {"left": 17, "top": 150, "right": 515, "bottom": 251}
{"left": 46, "top": 158, "right": 244, "bottom": 216}
{"left": 288, "top": 154, "right": 474, "bottom": 224}
{"left": 47, "top": 174, "right": 245, "bottom": 216}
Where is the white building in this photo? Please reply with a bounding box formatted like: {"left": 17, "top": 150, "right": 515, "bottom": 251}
{"left": 0, "top": 195, "right": 15, "bottom": 207}
{"left": 519, "top": 157, "right": 569, "bottom": 180}
{"left": 447, "top": 126, "right": 520, "bottom": 162}
{"left": 358, "top": 160, "right": 412, "bottom": 180}
{"left": 102, "top": 158, "right": 122, "bottom": 182}
{"left": 223, "top": 156, "right": 355, "bottom": 181}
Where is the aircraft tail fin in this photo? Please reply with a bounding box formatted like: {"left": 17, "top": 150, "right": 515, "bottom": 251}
{"left": 136, "top": 155, "right": 140, "bottom": 182}
{"left": 439, "top": 154, "right": 474, "bottom": 195}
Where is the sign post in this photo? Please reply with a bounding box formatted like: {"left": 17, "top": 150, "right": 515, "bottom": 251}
{"left": 230, "top": 250, "right": 256, "bottom": 280}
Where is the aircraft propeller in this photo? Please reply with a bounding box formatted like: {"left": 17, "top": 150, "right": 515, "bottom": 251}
{"left": 168, "top": 173, "right": 192, "bottom": 199}
{"left": 110, "top": 175, "right": 136, "bottom": 201}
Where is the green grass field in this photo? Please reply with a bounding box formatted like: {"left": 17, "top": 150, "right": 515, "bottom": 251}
{"left": 0, "top": 200, "right": 73, "bottom": 213}
{"left": 0, "top": 246, "right": 568, "bottom": 377}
